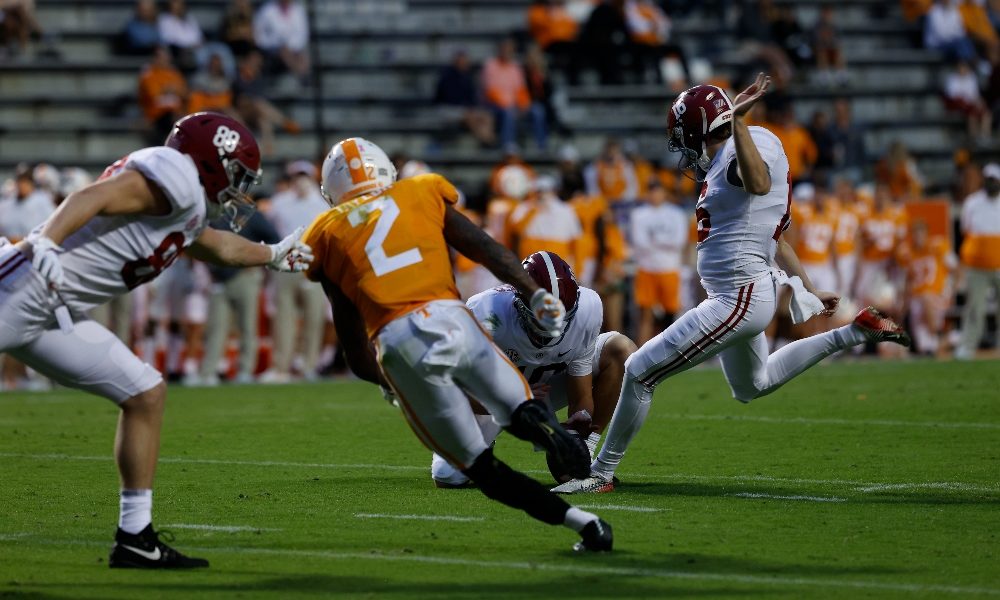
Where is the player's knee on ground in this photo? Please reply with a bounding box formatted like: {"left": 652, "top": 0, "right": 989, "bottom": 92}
{"left": 121, "top": 381, "right": 167, "bottom": 413}
{"left": 462, "top": 447, "right": 567, "bottom": 526}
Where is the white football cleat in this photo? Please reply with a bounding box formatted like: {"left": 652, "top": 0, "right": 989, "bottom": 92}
{"left": 551, "top": 475, "right": 616, "bottom": 494}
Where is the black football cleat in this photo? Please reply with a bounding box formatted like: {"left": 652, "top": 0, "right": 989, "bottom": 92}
{"left": 573, "top": 518, "right": 614, "bottom": 552}
{"left": 109, "top": 524, "right": 208, "bottom": 569}
{"left": 510, "top": 401, "right": 591, "bottom": 480}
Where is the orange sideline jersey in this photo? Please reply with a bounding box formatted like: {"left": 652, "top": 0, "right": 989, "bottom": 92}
{"left": 791, "top": 203, "right": 837, "bottom": 265}
{"left": 833, "top": 199, "right": 863, "bottom": 256}
{"left": 572, "top": 194, "right": 609, "bottom": 266}
{"left": 303, "top": 173, "right": 460, "bottom": 338}
{"left": 860, "top": 205, "right": 908, "bottom": 262}
{"left": 899, "top": 237, "right": 952, "bottom": 296}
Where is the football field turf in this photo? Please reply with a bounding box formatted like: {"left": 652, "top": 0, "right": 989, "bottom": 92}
{"left": 1, "top": 359, "right": 997, "bottom": 599}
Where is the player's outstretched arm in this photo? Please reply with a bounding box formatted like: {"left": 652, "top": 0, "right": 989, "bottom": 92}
{"left": 443, "top": 205, "right": 538, "bottom": 298}
{"left": 322, "top": 279, "right": 385, "bottom": 386}
{"left": 187, "top": 226, "right": 313, "bottom": 271}
{"left": 731, "top": 73, "right": 772, "bottom": 196}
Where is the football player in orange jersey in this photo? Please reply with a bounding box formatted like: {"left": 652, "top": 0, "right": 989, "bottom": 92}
{"left": 784, "top": 183, "right": 838, "bottom": 335}
{"left": 898, "top": 220, "right": 957, "bottom": 356}
{"left": 854, "top": 184, "right": 908, "bottom": 313}
{"left": 831, "top": 178, "right": 863, "bottom": 300}
{"left": 302, "top": 138, "right": 613, "bottom": 552}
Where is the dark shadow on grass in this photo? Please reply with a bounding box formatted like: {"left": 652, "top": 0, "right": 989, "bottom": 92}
{"left": 620, "top": 481, "right": 1000, "bottom": 506}
{"left": 12, "top": 574, "right": 778, "bottom": 598}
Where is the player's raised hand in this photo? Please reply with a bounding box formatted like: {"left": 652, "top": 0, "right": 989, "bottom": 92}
{"left": 30, "top": 236, "right": 66, "bottom": 289}
{"left": 733, "top": 72, "right": 771, "bottom": 118}
{"left": 530, "top": 289, "right": 566, "bottom": 337}
{"left": 267, "top": 226, "right": 315, "bottom": 272}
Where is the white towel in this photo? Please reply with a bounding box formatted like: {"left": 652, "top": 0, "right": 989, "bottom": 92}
{"left": 772, "top": 269, "right": 826, "bottom": 324}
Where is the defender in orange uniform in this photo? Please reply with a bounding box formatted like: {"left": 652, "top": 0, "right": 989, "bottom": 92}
{"left": 898, "top": 220, "right": 956, "bottom": 355}
{"left": 303, "top": 138, "right": 612, "bottom": 552}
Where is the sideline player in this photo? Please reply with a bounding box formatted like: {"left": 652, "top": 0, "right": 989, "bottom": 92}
{"left": 303, "top": 138, "right": 613, "bottom": 552}
{"left": 0, "top": 112, "right": 312, "bottom": 567}
{"left": 553, "top": 75, "right": 911, "bottom": 494}
{"left": 430, "top": 251, "right": 637, "bottom": 487}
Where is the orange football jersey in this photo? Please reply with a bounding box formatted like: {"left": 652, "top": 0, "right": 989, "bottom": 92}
{"left": 303, "top": 173, "right": 460, "bottom": 338}
{"left": 899, "top": 237, "right": 952, "bottom": 295}
{"left": 833, "top": 199, "right": 863, "bottom": 256}
{"left": 860, "top": 205, "right": 908, "bottom": 262}
{"left": 791, "top": 203, "right": 837, "bottom": 265}
{"left": 571, "top": 194, "right": 609, "bottom": 267}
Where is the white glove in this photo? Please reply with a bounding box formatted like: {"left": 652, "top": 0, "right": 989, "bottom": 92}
{"left": 267, "top": 226, "right": 315, "bottom": 272}
{"left": 31, "top": 236, "right": 66, "bottom": 289}
{"left": 530, "top": 288, "right": 565, "bottom": 337}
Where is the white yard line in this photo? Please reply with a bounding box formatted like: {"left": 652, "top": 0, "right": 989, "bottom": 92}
{"left": 658, "top": 413, "right": 1000, "bottom": 430}
{"left": 1, "top": 452, "right": 996, "bottom": 495}
{"left": 354, "top": 513, "right": 484, "bottom": 522}
{"left": 573, "top": 504, "right": 665, "bottom": 512}
{"left": 161, "top": 523, "right": 282, "bottom": 533}
{"left": 729, "top": 492, "right": 847, "bottom": 503}
{"left": 0, "top": 535, "right": 997, "bottom": 596}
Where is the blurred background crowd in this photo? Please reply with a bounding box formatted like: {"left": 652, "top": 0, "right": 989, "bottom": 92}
{"left": 1, "top": 0, "right": 999, "bottom": 389}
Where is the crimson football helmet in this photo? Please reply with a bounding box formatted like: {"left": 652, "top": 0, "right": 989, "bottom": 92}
{"left": 667, "top": 84, "right": 734, "bottom": 175}
{"left": 165, "top": 112, "right": 262, "bottom": 231}
{"left": 514, "top": 251, "right": 580, "bottom": 342}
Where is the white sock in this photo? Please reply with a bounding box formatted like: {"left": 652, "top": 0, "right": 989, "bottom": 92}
{"left": 563, "top": 506, "right": 598, "bottom": 533}
{"left": 592, "top": 374, "right": 654, "bottom": 480}
{"left": 585, "top": 432, "right": 601, "bottom": 460}
{"left": 119, "top": 489, "right": 152, "bottom": 534}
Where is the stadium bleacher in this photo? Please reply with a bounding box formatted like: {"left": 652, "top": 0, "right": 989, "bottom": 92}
{"left": 1, "top": 0, "right": 997, "bottom": 193}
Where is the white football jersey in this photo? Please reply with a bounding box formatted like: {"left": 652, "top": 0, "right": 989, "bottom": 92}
{"left": 468, "top": 286, "right": 603, "bottom": 384}
{"left": 629, "top": 202, "right": 688, "bottom": 273}
{"left": 42, "top": 146, "right": 208, "bottom": 314}
{"left": 695, "top": 126, "right": 790, "bottom": 292}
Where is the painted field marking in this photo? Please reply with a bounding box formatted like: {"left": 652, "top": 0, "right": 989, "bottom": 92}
{"left": 729, "top": 492, "right": 847, "bottom": 503}
{"left": 1, "top": 452, "right": 996, "bottom": 495}
{"left": 1, "top": 535, "right": 997, "bottom": 597}
{"left": 658, "top": 413, "right": 1000, "bottom": 430}
{"left": 162, "top": 523, "right": 282, "bottom": 533}
{"left": 573, "top": 504, "right": 665, "bottom": 513}
{"left": 354, "top": 513, "right": 484, "bottom": 522}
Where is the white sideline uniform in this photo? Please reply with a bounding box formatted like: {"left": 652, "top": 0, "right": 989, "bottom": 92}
{"left": 431, "top": 286, "right": 611, "bottom": 483}
{"left": 592, "top": 126, "right": 867, "bottom": 480}
{"left": 0, "top": 147, "right": 208, "bottom": 402}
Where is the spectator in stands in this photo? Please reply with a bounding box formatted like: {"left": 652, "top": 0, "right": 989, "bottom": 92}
{"left": 625, "top": 0, "right": 691, "bottom": 87}
{"left": 812, "top": 4, "right": 849, "bottom": 86}
{"left": 118, "top": 0, "right": 161, "bottom": 56}
{"left": 735, "top": 0, "right": 795, "bottom": 87}
{"left": 481, "top": 38, "right": 535, "bottom": 149}
{"left": 158, "top": 0, "right": 203, "bottom": 71}
{"left": 234, "top": 50, "right": 300, "bottom": 156}
{"left": 0, "top": 165, "right": 55, "bottom": 242}
{"left": 585, "top": 138, "right": 639, "bottom": 227}
{"left": 220, "top": 0, "right": 256, "bottom": 58}
{"left": 827, "top": 98, "right": 867, "bottom": 182}
{"left": 260, "top": 161, "right": 328, "bottom": 383}
{"left": 433, "top": 50, "right": 496, "bottom": 147}
{"left": 956, "top": 162, "right": 1000, "bottom": 359}
{"left": 875, "top": 140, "right": 924, "bottom": 200}
{"left": 924, "top": 0, "right": 978, "bottom": 61}
{"left": 959, "top": 0, "right": 999, "bottom": 58}
{"left": 253, "top": 0, "right": 310, "bottom": 82}
{"left": 577, "top": 0, "right": 634, "bottom": 85}
{"left": 526, "top": 0, "right": 579, "bottom": 81}
{"left": 765, "top": 101, "right": 818, "bottom": 182}
{"left": 808, "top": 110, "right": 836, "bottom": 174}
{"left": 943, "top": 60, "right": 994, "bottom": 141}
{"left": 630, "top": 179, "right": 688, "bottom": 344}
{"left": 196, "top": 211, "right": 280, "bottom": 385}
{"left": 0, "top": 0, "right": 43, "bottom": 59}
{"left": 137, "top": 46, "right": 187, "bottom": 144}
{"left": 986, "top": 46, "right": 1000, "bottom": 120}
{"left": 524, "top": 44, "right": 568, "bottom": 147}
{"left": 769, "top": 5, "right": 813, "bottom": 67}
{"left": 188, "top": 50, "right": 236, "bottom": 115}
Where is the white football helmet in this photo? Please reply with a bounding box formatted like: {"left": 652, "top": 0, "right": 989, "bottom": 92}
{"left": 496, "top": 164, "right": 531, "bottom": 201}
{"left": 399, "top": 159, "right": 430, "bottom": 179}
{"left": 320, "top": 137, "right": 397, "bottom": 206}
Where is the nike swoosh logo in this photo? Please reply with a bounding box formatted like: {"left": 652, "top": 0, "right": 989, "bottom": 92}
{"left": 557, "top": 350, "right": 571, "bottom": 357}
{"left": 121, "top": 544, "right": 161, "bottom": 561}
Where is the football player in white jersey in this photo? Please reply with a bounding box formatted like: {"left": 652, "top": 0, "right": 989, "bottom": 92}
{"left": 0, "top": 112, "right": 313, "bottom": 567}
{"left": 553, "top": 74, "right": 911, "bottom": 494}
{"left": 430, "top": 251, "right": 637, "bottom": 487}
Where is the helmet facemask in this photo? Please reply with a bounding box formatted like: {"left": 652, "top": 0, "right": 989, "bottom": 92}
{"left": 217, "top": 156, "right": 261, "bottom": 232}
{"left": 513, "top": 287, "right": 581, "bottom": 347}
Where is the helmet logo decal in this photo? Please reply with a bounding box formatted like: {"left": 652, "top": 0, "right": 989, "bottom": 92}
{"left": 212, "top": 125, "right": 241, "bottom": 154}
{"left": 671, "top": 101, "right": 686, "bottom": 120}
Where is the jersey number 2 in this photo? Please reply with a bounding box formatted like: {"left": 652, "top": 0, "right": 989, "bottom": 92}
{"left": 350, "top": 197, "right": 423, "bottom": 276}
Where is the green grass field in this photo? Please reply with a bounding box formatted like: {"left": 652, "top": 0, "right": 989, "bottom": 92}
{"left": 1, "top": 360, "right": 998, "bottom": 599}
